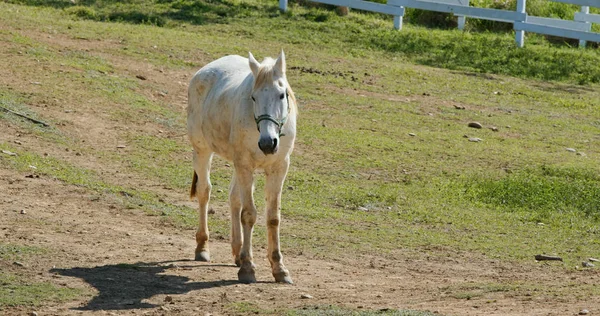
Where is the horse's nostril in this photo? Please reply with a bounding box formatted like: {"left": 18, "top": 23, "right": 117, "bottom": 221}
{"left": 272, "top": 138, "right": 278, "bottom": 149}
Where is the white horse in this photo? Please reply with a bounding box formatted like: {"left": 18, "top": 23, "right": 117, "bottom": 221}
{"left": 187, "top": 51, "right": 297, "bottom": 284}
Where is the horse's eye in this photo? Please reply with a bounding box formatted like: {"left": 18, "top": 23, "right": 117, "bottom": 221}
{"left": 251, "top": 96, "right": 255, "bottom": 102}
{"left": 279, "top": 93, "right": 285, "bottom": 100}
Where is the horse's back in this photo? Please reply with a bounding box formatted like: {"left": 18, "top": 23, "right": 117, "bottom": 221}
{"left": 187, "top": 55, "right": 251, "bottom": 158}
{"left": 190, "top": 55, "right": 249, "bottom": 92}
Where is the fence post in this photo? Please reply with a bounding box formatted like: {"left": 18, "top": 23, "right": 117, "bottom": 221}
{"left": 579, "top": 6, "right": 590, "bottom": 48}
{"left": 456, "top": 0, "right": 469, "bottom": 30}
{"left": 457, "top": 16, "right": 466, "bottom": 30}
{"left": 394, "top": 15, "right": 403, "bottom": 30}
{"left": 515, "top": 0, "right": 526, "bottom": 47}
{"left": 279, "top": 0, "right": 288, "bottom": 12}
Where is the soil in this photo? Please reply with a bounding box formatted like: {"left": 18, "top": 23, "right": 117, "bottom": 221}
{"left": 1, "top": 27, "right": 599, "bottom": 316}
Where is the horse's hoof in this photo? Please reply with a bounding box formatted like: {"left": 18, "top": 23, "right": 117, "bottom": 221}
{"left": 195, "top": 251, "right": 210, "bottom": 262}
{"left": 238, "top": 270, "right": 256, "bottom": 284}
{"left": 273, "top": 272, "right": 293, "bottom": 284}
{"left": 238, "top": 264, "right": 256, "bottom": 284}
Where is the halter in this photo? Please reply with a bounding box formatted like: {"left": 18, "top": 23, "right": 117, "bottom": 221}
{"left": 254, "top": 93, "right": 290, "bottom": 137}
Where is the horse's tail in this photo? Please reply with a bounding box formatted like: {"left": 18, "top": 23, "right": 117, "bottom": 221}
{"left": 190, "top": 171, "right": 198, "bottom": 200}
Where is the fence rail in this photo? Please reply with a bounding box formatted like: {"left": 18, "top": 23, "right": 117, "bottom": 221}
{"left": 278, "top": 0, "right": 600, "bottom": 47}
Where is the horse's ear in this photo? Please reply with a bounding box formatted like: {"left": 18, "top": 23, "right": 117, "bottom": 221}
{"left": 274, "top": 49, "right": 286, "bottom": 76}
{"left": 248, "top": 52, "right": 260, "bottom": 76}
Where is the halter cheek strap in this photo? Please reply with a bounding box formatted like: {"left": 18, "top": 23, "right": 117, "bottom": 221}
{"left": 254, "top": 93, "right": 290, "bottom": 137}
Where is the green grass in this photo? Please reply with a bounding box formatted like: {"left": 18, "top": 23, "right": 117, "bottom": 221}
{"left": 3, "top": 0, "right": 600, "bottom": 83}
{"left": 0, "top": 273, "right": 82, "bottom": 307}
{"left": 0, "top": 244, "right": 46, "bottom": 261}
{"left": 465, "top": 165, "right": 600, "bottom": 220}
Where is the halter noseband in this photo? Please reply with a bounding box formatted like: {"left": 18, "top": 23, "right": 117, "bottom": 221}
{"left": 253, "top": 93, "right": 290, "bottom": 137}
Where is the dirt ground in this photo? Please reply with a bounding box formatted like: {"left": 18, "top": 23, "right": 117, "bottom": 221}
{"left": 2, "top": 162, "right": 599, "bottom": 316}
{"left": 1, "top": 28, "right": 599, "bottom": 316}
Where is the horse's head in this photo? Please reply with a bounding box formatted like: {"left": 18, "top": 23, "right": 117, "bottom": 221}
{"left": 249, "top": 50, "right": 290, "bottom": 155}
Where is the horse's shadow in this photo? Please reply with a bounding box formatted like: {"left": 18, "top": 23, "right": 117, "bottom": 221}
{"left": 51, "top": 260, "right": 238, "bottom": 311}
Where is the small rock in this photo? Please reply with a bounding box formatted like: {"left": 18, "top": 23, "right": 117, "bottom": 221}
{"left": 582, "top": 262, "right": 595, "bottom": 268}
{"left": 468, "top": 137, "right": 482, "bottom": 142}
{"left": 29, "top": 165, "right": 37, "bottom": 169}
{"left": 357, "top": 206, "right": 369, "bottom": 212}
{"left": 287, "top": 186, "right": 294, "bottom": 190}
{"left": 579, "top": 309, "right": 589, "bottom": 315}
{"left": 20, "top": 210, "right": 26, "bottom": 214}
{"left": 300, "top": 294, "right": 313, "bottom": 299}
{"left": 453, "top": 105, "right": 466, "bottom": 110}
{"left": 217, "top": 189, "right": 223, "bottom": 193}
{"left": 126, "top": 232, "right": 132, "bottom": 236}
{"left": 490, "top": 126, "right": 499, "bottom": 132}
{"left": 160, "top": 305, "right": 170, "bottom": 311}
{"left": 1, "top": 150, "right": 17, "bottom": 156}
{"left": 468, "top": 122, "right": 483, "bottom": 129}
{"left": 208, "top": 208, "right": 215, "bottom": 215}
{"left": 30, "top": 312, "right": 38, "bottom": 316}
{"left": 136, "top": 75, "right": 147, "bottom": 80}
{"left": 566, "top": 148, "right": 576, "bottom": 153}
{"left": 589, "top": 258, "right": 599, "bottom": 262}
{"left": 408, "top": 133, "right": 416, "bottom": 137}
{"left": 13, "top": 261, "right": 25, "bottom": 267}
{"left": 116, "top": 145, "right": 126, "bottom": 149}
{"left": 164, "top": 295, "right": 173, "bottom": 303}
{"left": 576, "top": 152, "right": 587, "bottom": 157}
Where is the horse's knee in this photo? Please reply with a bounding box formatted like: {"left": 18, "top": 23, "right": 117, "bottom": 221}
{"left": 267, "top": 218, "right": 279, "bottom": 228}
{"left": 241, "top": 208, "right": 257, "bottom": 226}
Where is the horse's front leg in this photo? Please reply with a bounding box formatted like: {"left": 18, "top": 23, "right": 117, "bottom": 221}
{"left": 265, "top": 157, "right": 293, "bottom": 284}
{"left": 234, "top": 165, "right": 258, "bottom": 283}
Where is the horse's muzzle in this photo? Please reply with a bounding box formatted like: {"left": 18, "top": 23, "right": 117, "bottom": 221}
{"left": 258, "top": 136, "right": 278, "bottom": 155}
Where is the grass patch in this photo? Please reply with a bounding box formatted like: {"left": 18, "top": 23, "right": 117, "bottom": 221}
{"left": 0, "top": 273, "right": 82, "bottom": 307}
{"left": 2, "top": 1, "right": 600, "bottom": 84}
{"left": 445, "top": 282, "right": 513, "bottom": 300}
{"left": 465, "top": 165, "right": 600, "bottom": 221}
{"left": 0, "top": 244, "right": 46, "bottom": 261}
{"left": 0, "top": 89, "right": 64, "bottom": 143}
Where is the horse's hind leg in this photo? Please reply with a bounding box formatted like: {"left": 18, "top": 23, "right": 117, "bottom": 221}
{"left": 265, "top": 158, "right": 293, "bottom": 284}
{"left": 192, "top": 150, "right": 214, "bottom": 262}
{"left": 229, "top": 173, "right": 242, "bottom": 267}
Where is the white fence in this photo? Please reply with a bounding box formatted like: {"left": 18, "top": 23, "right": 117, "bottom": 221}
{"left": 278, "top": 0, "right": 600, "bottom": 47}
